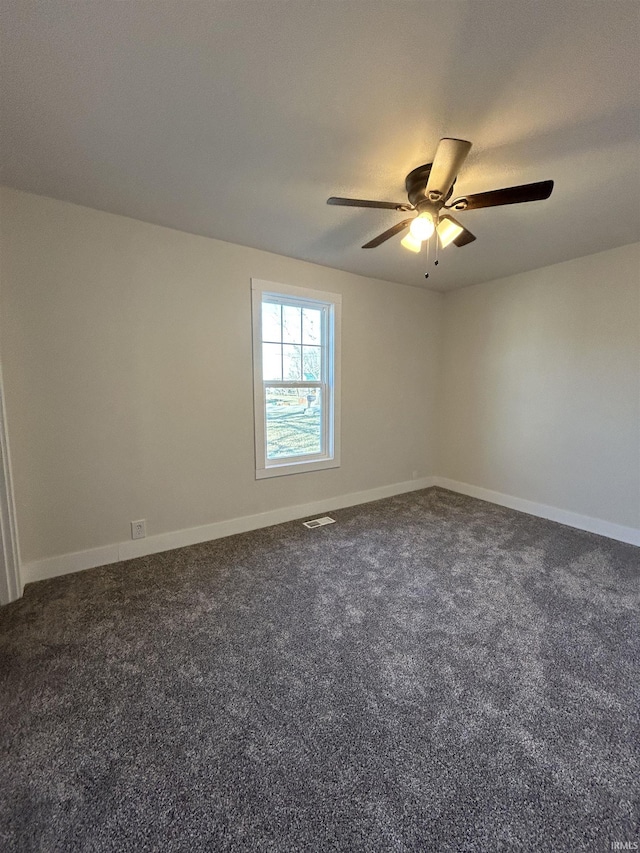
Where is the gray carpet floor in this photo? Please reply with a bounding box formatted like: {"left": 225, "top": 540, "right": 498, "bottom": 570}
{"left": 1, "top": 487, "right": 639, "bottom": 852}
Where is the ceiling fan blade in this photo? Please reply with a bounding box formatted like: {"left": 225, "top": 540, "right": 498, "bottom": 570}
{"left": 362, "top": 218, "right": 413, "bottom": 249}
{"left": 425, "top": 138, "right": 472, "bottom": 200}
{"left": 450, "top": 180, "right": 554, "bottom": 211}
{"left": 327, "top": 196, "right": 412, "bottom": 211}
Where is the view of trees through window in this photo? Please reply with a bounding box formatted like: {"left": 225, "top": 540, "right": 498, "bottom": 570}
{"left": 262, "top": 301, "right": 324, "bottom": 460}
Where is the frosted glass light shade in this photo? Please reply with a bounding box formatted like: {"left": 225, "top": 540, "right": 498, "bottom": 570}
{"left": 437, "top": 216, "right": 464, "bottom": 248}
{"left": 400, "top": 233, "right": 423, "bottom": 253}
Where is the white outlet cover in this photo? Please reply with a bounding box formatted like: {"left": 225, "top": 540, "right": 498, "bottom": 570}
{"left": 131, "top": 519, "right": 146, "bottom": 540}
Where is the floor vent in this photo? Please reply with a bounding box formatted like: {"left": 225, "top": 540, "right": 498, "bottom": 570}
{"left": 303, "top": 516, "right": 336, "bottom": 529}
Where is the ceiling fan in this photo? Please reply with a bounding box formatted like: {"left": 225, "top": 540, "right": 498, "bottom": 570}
{"left": 327, "top": 138, "right": 554, "bottom": 255}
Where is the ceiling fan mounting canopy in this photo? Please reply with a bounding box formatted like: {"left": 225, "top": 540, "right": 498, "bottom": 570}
{"left": 326, "top": 137, "right": 554, "bottom": 254}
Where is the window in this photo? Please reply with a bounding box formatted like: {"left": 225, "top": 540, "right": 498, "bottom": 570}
{"left": 251, "top": 279, "right": 341, "bottom": 478}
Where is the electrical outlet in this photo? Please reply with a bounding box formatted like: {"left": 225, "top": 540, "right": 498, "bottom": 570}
{"left": 131, "top": 519, "right": 146, "bottom": 540}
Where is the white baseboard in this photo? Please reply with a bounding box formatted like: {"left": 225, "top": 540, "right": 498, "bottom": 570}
{"left": 24, "top": 543, "right": 120, "bottom": 585}
{"left": 21, "top": 476, "right": 436, "bottom": 586}
{"left": 433, "top": 477, "right": 640, "bottom": 547}
{"left": 20, "top": 474, "right": 638, "bottom": 588}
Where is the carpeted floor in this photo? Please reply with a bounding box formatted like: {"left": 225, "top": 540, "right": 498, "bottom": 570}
{"left": 1, "top": 487, "right": 638, "bottom": 852}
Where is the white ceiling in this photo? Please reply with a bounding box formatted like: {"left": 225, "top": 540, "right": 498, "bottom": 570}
{"left": 1, "top": 1, "right": 639, "bottom": 291}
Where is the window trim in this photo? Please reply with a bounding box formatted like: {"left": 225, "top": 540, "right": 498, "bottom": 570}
{"left": 251, "top": 278, "right": 341, "bottom": 479}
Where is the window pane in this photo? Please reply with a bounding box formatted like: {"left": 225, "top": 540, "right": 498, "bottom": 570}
{"left": 302, "top": 308, "right": 322, "bottom": 344}
{"left": 282, "top": 344, "right": 301, "bottom": 381}
{"left": 262, "top": 343, "right": 282, "bottom": 380}
{"left": 265, "top": 387, "right": 322, "bottom": 459}
{"left": 302, "top": 346, "right": 321, "bottom": 380}
{"left": 262, "top": 302, "right": 282, "bottom": 343}
{"left": 282, "top": 305, "right": 302, "bottom": 343}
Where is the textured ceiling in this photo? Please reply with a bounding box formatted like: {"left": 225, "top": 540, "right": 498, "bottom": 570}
{"left": 1, "top": 1, "right": 639, "bottom": 291}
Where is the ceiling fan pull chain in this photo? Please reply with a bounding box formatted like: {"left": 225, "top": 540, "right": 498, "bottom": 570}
{"left": 424, "top": 231, "right": 430, "bottom": 278}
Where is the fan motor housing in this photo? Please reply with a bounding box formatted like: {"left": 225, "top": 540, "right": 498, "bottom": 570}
{"left": 405, "top": 163, "right": 456, "bottom": 209}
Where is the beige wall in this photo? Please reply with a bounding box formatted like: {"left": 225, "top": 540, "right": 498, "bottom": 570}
{"left": 438, "top": 242, "right": 640, "bottom": 529}
{"left": 2, "top": 187, "right": 638, "bottom": 568}
{"left": 1, "top": 188, "right": 442, "bottom": 564}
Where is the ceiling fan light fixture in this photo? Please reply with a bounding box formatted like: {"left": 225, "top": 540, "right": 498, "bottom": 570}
{"left": 409, "top": 212, "right": 435, "bottom": 241}
{"left": 326, "top": 138, "right": 553, "bottom": 263}
{"left": 400, "top": 233, "right": 423, "bottom": 253}
{"left": 437, "top": 216, "right": 465, "bottom": 248}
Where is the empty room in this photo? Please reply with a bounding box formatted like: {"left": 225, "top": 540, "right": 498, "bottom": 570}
{"left": 1, "top": 1, "right": 639, "bottom": 851}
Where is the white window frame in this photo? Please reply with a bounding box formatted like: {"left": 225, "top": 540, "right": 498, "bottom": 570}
{"left": 251, "top": 278, "right": 341, "bottom": 479}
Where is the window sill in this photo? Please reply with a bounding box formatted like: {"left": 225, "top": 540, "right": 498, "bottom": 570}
{"left": 256, "top": 457, "right": 340, "bottom": 479}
